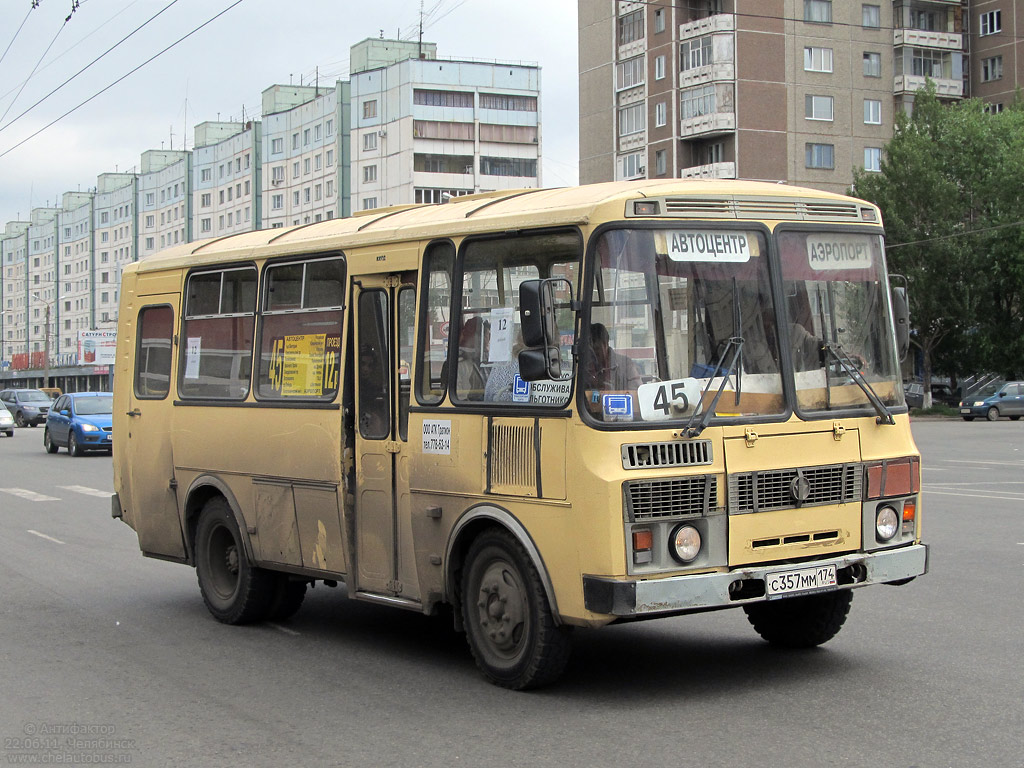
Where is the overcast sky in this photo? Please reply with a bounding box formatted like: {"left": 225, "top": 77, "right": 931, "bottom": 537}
{"left": 0, "top": 0, "right": 580, "bottom": 225}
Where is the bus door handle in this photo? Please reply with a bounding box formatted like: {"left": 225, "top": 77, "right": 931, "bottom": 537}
{"left": 126, "top": 409, "right": 142, "bottom": 417}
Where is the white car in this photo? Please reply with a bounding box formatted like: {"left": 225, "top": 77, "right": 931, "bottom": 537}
{"left": 0, "top": 403, "right": 14, "bottom": 437}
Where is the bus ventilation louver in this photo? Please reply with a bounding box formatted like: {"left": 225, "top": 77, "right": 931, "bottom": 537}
{"left": 661, "top": 198, "right": 861, "bottom": 222}
{"left": 625, "top": 475, "right": 717, "bottom": 521}
{"left": 727, "top": 463, "right": 863, "bottom": 515}
{"left": 621, "top": 440, "right": 712, "bottom": 470}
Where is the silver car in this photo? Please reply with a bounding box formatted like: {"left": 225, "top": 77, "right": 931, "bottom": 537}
{"left": 0, "top": 403, "right": 13, "bottom": 437}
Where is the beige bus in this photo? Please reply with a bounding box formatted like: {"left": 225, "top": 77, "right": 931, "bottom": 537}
{"left": 112, "top": 180, "right": 927, "bottom": 689}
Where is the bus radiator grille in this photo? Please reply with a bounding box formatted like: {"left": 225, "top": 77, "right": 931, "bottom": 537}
{"left": 625, "top": 475, "right": 717, "bottom": 521}
{"left": 727, "top": 463, "right": 862, "bottom": 514}
{"left": 621, "top": 439, "right": 712, "bottom": 470}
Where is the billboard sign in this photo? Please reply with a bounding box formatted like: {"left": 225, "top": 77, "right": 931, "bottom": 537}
{"left": 77, "top": 330, "right": 117, "bottom": 366}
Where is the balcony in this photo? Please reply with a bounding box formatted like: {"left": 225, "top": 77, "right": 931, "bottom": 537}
{"left": 893, "top": 29, "right": 962, "bottom": 50}
{"left": 680, "top": 111, "right": 735, "bottom": 138}
{"left": 679, "top": 161, "right": 736, "bottom": 179}
{"left": 678, "top": 12, "right": 734, "bottom": 40}
{"left": 894, "top": 74, "right": 963, "bottom": 98}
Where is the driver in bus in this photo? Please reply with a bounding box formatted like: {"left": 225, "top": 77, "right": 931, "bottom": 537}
{"left": 585, "top": 322, "right": 642, "bottom": 392}
{"left": 456, "top": 316, "right": 489, "bottom": 400}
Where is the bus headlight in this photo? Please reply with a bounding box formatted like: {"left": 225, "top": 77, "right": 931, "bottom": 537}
{"left": 875, "top": 506, "right": 899, "bottom": 542}
{"left": 669, "top": 524, "right": 701, "bottom": 563}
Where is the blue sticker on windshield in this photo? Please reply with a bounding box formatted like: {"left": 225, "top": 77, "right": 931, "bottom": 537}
{"left": 512, "top": 375, "right": 531, "bottom": 403}
{"left": 603, "top": 394, "right": 633, "bottom": 418}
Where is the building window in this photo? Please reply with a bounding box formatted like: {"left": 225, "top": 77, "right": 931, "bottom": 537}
{"left": 272, "top": 194, "right": 283, "bottom": 210}
{"left": 200, "top": 194, "right": 210, "bottom": 208}
{"left": 804, "top": 46, "right": 833, "bottom": 73}
{"left": 292, "top": 133, "right": 300, "bottom": 150}
{"left": 616, "top": 56, "right": 645, "bottom": 90}
{"left": 363, "top": 99, "right": 377, "bottom": 119}
{"left": 314, "top": 124, "right": 321, "bottom": 141}
{"left": 304, "top": 158, "right": 311, "bottom": 175}
{"left": 864, "top": 147, "right": 882, "bottom": 172}
{"left": 413, "top": 89, "right": 474, "bottom": 108}
{"left": 326, "top": 119, "right": 334, "bottom": 136}
{"left": 327, "top": 149, "right": 334, "bottom": 166}
{"left": 314, "top": 184, "right": 322, "bottom": 201}
{"left": 862, "top": 4, "right": 880, "bottom": 28}
{"left": 145, "top": 237, "right": 155, "bottom": 250}
{"left": 804, "top": 0, "right": 832, "bottom": 23}
{"left": 680, "top": 35, "right": 712, "bottom": 72}
{"left": 201, "top": 218, "right": 211, "bottom": 232}
{"left": 314, "top": 154, "right": 322, "bottom": 171}
{"left": 655, "top": 149, "right": 667, "bottom": 176}
{"left": 480, "top": 157, "right": 538, "bottom": 177}
{"left": 984, "top": 102, "right": 1004, "bottom": 114}
{"left": 145, "top": 214, "right": 155, "bottom": 227}
{"left": 479, "top": 93, "right": 538, "bottom": 111}
{"left": 655, "top": 101, "right": 667, "bottom": 127}
{"left": 654, "top": 8, "right": 665, "bottom": 33}
{"left": 680, "top": 85, "right": 716, "bottom": 120}
{"left": 618, "top": 152, "right": 644, "bottom": 179}
{"left": 618, "top": 9, "right": 644, "bottom": 45}
{"left": 272, "top": 166, "right": 285, "bottom": 182}
{"left": 326, "top": 180, "right": 333, "bottom": 197}
{"left": 864, "top": 99, "right": 882, "bottom": 124}
{"left": 618, "top": 103, "right": 646, "bottom": 136}
{"left": 363, "top": 165, "right": 377, "bottom": 183}
{"left": 145, "top": 192, "right": 155, "bottom": 205}
{"left": 655, "top": 55, "right": 665, "bottom": 80}
{"left": 363, "top": 198, "right": 378, "bottom": 210}
{"left": 805, "top": 143, "right": 834, "bottom": 169}
{"left": 982, "top": 56, "right": 1003, "bottom": 82}
{"left": 293, "top": 161, "right": 300, "bottom": 179}
{"left": 863, "top": 52, "right": 881, "bottom": 77}
{"left": 806, "top": 92, "right": 839, "bottom": 118}
{"left": 363, "top": 132, "right": 378, "bottom": 151}
{"left": 911, "top": 48, "right": 950, "bottom": 78}
{"left": 979, "top": 11, "right": 1001, "bottom": 36}
{"left": 272, "top": 138, "right": 283, "bottom": 154}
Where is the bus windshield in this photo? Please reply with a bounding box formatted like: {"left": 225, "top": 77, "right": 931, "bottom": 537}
{"left": 582, "top": 226, "right": 903, "bottom": 425}
{"left": 776, "top": 230, "right": 903, "bottom": 414}
{"left": 584, "top": 227, "right": 784, "bottom": 424}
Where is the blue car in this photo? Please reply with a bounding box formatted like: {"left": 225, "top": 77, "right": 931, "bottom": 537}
{"left": 959, "top": 381, "right": 1024, "bottom": 422}
{"left": 43, "top": 392, "right": 113, "bottom": 455}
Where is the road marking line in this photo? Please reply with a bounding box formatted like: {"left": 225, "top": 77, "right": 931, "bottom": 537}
{"left": 942, "top": 459, "right": 1024, "bottom": 467}
{"left": 268, "top": 623, "right": 300, "bottom": 636}
{"left": 924, "top": 489, "right": 1024, "bottom": 502}
{"left": 27, "top": 530, "right": 65, "bottom": 544}
{"left": 1, "top": 488, "right": 59, "bottom": 502}
{"left": 58, "top": 485, "right": 113, "bottom": 498}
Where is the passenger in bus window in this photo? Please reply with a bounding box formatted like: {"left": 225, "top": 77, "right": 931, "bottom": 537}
{"left": 457, "top": 316, "right": 489, "bottom": 399}
{"left": 585, "top": 322, "right": 642, "bottom": 391}
{"left": 485, "top": 329, "right": 524, "bottom": 402}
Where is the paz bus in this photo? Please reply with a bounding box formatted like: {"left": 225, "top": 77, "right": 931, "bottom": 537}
{"left": 111, "top": 180, "right": 927, "bottom": 689}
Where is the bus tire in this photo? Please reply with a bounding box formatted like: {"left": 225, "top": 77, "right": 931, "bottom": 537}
{"left": 743, "top": 589, "right": 853, "bottom": 648}
{"left": 460, "top": 528, "right": 571, "bottom": 689}
{"left": 195, "top": 497, "right": 274, "bottom": 625}
{"left": 267, "top": 578, "right": 307, "bottom": 622}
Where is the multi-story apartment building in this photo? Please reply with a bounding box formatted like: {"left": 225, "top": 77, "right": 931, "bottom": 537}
{"left": 193, "top": 121, "right": 262, "bottom": 239}
{"left": 56, "top": 192, "right": 94, "bottom": 363}
{"left": 138, "top": 150, "right": 191, "bottom": 261}
{"left": 1, "top": 221, "right": 30, "bottom": 364}
{"left": 26, "top": 207, "right": 60, "bottom": 363}
{"left": 261, "top": 82, "right": 350, "bottom": 228}
{"left": 579, "top": 0, "right": 968, "bottom": 193}
{"left": 349, "top": 38, "right": 542, "bottom": 209}
{"left": 93, "top": 172, "right": 137, "bottom": 327}
{"left": 968, "top": 1, "right": 1020, "bottom": 108}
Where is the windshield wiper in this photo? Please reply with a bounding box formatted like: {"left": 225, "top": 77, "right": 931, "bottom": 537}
{"left": 683, "top": 278, "right": 745, "bottom": 437}
{"left": 822, "top": 342, "right": 895, "bottom": 425}
{"left": 683, "top": 335, "right": 745, "bottom": 437}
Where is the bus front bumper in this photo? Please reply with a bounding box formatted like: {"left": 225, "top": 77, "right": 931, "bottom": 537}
{"left": 582, "top": 543, "right": 928, "bottom": 617}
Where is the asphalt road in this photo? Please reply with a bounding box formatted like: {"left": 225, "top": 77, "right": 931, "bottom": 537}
{"left": 0, "top": 419, "right": 1021, "bottom": 768}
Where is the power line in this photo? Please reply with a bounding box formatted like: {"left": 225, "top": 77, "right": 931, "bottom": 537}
{"left": 0, "top": 0, "right": 246, "bottom": 162}
{"left": 0, "top": 3, "right": 37, "bottom": 72}
{"left": 0, "top": 0, "right": 182, "bottom": 136}
{"left": 0, "top": 2, "right": 77, "bottom": 126}
{"left": 885, "top": 220, "right": 1024, "bottom": 250}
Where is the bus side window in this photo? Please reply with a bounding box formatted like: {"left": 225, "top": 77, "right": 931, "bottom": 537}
{"left": 135, "top": 305, "right": 174, "bottom": 399}
{"left": 416, "top": 241, "right": 455, "bottom": 405}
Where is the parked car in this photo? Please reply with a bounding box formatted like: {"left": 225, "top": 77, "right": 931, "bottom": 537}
{"left": 43, "top": 392, "right": 113, "bottom": 455}
{"left": 0, "top": 402, "right": 14, "bottom": 437}
{"left": 40, "top": 387, "right": 63, "bottom": 400}
{"left": 904, "top": 382, "right": 960, "bottom": 409}
{"left": 0, "top": 388, "right": 53, "bottom": 427}
{"left": 959, "top": 381, "right": 1024, "bottom": 422}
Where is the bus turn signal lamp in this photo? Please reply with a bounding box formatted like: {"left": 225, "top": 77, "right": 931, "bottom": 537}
{"left": 633, "top": 530, "right": 653, "bottom": 564}
{"left": 902, "top": 499, "right": 916, "bottom": 536}
{"left": 865, "top": 457, "right": 921, "bottom": 499}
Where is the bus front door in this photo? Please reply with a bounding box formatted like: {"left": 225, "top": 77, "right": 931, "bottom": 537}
{"left": 123, "top": 297, "right": 186, "bottom": 560}
{"left": 352, "top": 275, "right": 419, "bottom": 603}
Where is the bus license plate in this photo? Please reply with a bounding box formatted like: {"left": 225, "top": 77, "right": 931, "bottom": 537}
{"left": 765, "top": 564, "right": 837, "bottom": 599}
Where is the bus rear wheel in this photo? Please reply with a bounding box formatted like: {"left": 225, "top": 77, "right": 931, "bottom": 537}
{"left": 195, "top": 497, "right": 275, "bottom": 624}
{"left": 743, "top": 589, "right": 853, "bottom": 648}
{"left": 461, "top": 529, "right": 571, "bottom": 689}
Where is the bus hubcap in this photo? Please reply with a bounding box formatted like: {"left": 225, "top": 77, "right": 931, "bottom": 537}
{"left": 476, "top": 562, "right": 526, "bottom": 655}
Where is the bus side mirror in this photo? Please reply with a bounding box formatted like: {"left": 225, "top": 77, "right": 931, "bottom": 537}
{"left": 518, "top": 278, "right": 572, "bottom": 381}
{"left": 891, "top": 284, "right": 910, "bottom": 363}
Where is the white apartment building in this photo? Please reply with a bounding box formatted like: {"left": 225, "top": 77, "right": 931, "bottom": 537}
{"left": 138, "top": 150, "right": 191, "bottom": 261}
{"left": 57, "top": 192, "right": 94, "bottom": 362}
{"left": 349, "top": 39, "right": 541, "bottom": 210}
{"left": 26, "top": 208, "right": 60, "bottom": 360}
{"left": 1, "top": 221, "right": 30, "bottom": 363}
{"left": 261, "top": 82, "right": 349, "bottom": 228}
{"left": 93, "top": 172, "right": 136, "bottom": 326}
{"left": 193, "top": 121, "right": 262, "bottom": 239}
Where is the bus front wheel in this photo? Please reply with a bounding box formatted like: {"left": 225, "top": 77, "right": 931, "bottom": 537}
{"left": 461, "top": 529, "right": 571, "bottom": 689}
{"left": 195, "top": 497, "right": 275, "bottom": 624}
{"left": 743, "top": 589, "right": 853, "bottom": 648}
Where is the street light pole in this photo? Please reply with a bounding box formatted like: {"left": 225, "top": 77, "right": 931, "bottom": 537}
{"left": 32, "top": 292, "right": 51, "bottom": 389}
